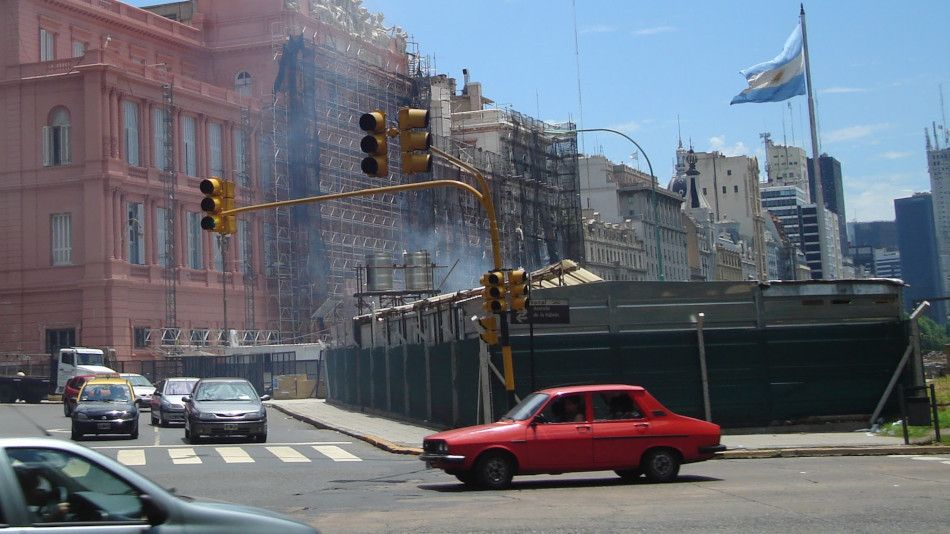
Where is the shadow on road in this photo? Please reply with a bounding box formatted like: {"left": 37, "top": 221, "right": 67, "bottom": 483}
{"left": 419, "top": 473, "right": 721, "bottom": 492}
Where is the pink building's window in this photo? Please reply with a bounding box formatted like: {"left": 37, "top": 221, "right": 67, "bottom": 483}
{"left": 234, "top": 71, "right": 252, "bottom": 96}
{"left": 51, "top": 213, "right": 71, "bottom": 265}
{"left": 40, "top": 29, "right": 55, "bottom": 61}
{"left": 123, "top": 101, "right": 140, "bottom": 166}
{"left": 43, "top": 108, "right": 71, "bottom": 167}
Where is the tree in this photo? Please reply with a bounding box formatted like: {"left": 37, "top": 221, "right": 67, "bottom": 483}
{"left": 917, "top": 315, "right": 948, "bottom": 351}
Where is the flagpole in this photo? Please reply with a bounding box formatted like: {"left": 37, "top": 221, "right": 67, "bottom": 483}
{"left": 800, "top": 4, "right": 830, "bottom": 278}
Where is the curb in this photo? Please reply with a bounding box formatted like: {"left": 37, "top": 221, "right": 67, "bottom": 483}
{"left": 271, "top": 404, "right": 950, "bottom": 459}
{"left": 717, "top": 445, "right": 950, "bottom": 459}
{"left": 270, "top": 404, "right": 423, "bottom": 455}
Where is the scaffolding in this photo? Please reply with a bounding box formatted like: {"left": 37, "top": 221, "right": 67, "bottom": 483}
{"left": 266, "top": 21, "right": 414, "bottom": 344}
{"left": 161, "top": 83, "right": 179, "bottom": 347}
{"left": 240, "top": 106, "right": 255, "bottom": 328}
{"left": 257, "top": 4, "right": 581, "bottom": 344}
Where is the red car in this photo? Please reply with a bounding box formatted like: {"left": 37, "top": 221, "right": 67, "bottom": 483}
{"left": 62, "top": 374, "right": 96, "bottom": 417}
{"left": 420, "top": 384, "right": 726, "bottom": 489}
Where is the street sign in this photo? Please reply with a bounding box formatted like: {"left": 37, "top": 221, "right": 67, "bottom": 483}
{"left": 511, "top": 299, "right": 570, "bottom": 325}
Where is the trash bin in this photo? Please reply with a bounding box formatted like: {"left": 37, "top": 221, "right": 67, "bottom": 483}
{"left": 905, "top": 396, "right": 931, "bottom": 426}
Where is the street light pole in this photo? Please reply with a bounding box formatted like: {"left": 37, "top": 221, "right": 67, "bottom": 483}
{"left": 546, "top": 128, "right": 664, "bottom": 280}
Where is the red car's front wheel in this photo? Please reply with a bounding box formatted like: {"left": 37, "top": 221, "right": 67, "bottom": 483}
{"left": 473, "top": 451, "right": 514, "bottom": 490}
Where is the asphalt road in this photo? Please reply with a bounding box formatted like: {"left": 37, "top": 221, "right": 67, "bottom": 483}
{"left": 4, "top": 402, "right": 950, "bottom": 533}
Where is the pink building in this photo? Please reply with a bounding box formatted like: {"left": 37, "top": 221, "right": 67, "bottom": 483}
{"left": 0, "top": 0, "right": 412, "bottom": 360}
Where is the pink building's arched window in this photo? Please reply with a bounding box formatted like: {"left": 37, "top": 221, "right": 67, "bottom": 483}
{"left": 43, "top": 107, "right": 71, "bottom": 166}
{"left": 234, "top": 71, "right": 252, "bottom": 96}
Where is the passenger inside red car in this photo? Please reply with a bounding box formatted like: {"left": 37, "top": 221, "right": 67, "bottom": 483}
{"left": 559, "top": 395, "right": 585, "bottom": 422}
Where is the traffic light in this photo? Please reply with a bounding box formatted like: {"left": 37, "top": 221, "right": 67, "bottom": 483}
{"left": 359, "top": 110, "right": 388, "bottom": 177}
{"left": 397, "top": 107, "right": 431, "bottom": 175}
{"left": 508, "top": 269, "right": 528, "bottom": 311}
{"left": 480, "top": 270, "right": 507, "bottom": 313}
{"left": 199, "top": 178, "right": 236, "bottom": 235}
{"left": 475, "top": 315, "right": 499, "bottom": 346}
{"left": 200, "top": 177, "right": 226, "bottom": 233}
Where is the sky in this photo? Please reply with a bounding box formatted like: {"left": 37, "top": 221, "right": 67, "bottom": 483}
{"left": 130, "top": 0, "right": 950, "bottom": 223}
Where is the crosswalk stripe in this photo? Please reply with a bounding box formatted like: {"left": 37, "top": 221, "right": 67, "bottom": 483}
{"left": 217, "top": 447, "right": 254, "bottom": 463}
{"left": 117, "top": 449, "right": 146, "bottom": 466}
{"left": 169, "top": 448, "right": 202, "bottom": 464}
{"left": 266, "top": 446, "right": 310, "bottom": 463}
{"left": 313, "top": 445, "right": 362, "bottom": 462}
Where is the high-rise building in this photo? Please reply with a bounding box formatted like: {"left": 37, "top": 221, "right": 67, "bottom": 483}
{"left": 764, "top": 137, "right": 809, "bottom": 193}
{"left": 808, "top": 153, "right": 848, "bottom": 250}
{"left": 848, "top": 221, "right": 898, "bottom": 250}
{"left": 761, "top": 136, "right": 841, "bottom": 279}
{"left": 926, "top": 125, "right": 950, "bottom": 300}
{"left": 894, "top": 193, "right": 945, "bottom": 324}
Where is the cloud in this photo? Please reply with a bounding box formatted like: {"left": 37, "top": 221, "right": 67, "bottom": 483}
{"left": 843, "top": 171, "right": 924, "bottom": 222}
{"left": 822, "top": 87, "right": 870, "bottom": 94}
{"left": 609, "top": 120, "right": 644, "bottom": 134}
{"left": 707, "top": 135, "right": 749, "bottom": 157}
{"left": 880, "top": 151, "right": 912, "bottom": 160}
{"left": 580, "top": 24, "right": 616, "bottom": 35}
{"left": 822, "top": 124, "right": 890, "bottom": 144}
{"left": 633, "top": 26, "right": 675, "bottom": 36}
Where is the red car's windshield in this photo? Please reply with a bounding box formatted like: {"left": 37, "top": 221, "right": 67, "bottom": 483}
{"left": 500, "top": 392, "right": 549, "bottom": 421}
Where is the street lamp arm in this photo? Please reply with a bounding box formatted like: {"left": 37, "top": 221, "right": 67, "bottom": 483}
{"left": 545, "top": 127, "right": 665, "bottom": 280}
{"left": 548, "top": 128, "right": 654, "bottom": 180}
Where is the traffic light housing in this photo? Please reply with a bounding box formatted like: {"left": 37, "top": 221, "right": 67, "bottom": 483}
{"left": 199, "top": 177, "right": 235, "bottom": 235}
{"left": 481, "top": 270, "right": 507, "bottom": 313}
{"left": 359, "top": 110, "right": 388, "bottom": 177}
{"left": 398, "top": 107, "right": 431, "bottom": 175}
{"left": 508, "top": 269, "right": 528, "bottom": 311}
{"left": 476, "top": 315, "right": 499, "bottom": 346}
{"left": 200, "top": 177, "right": 234, "bottom": 235}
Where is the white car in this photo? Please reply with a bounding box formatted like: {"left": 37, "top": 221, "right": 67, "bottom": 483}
{"left": 119, "top": 373, "right": 156, "bottom": 409}
{"left": 0, "top": 437, "right": 316, "bottom": 532}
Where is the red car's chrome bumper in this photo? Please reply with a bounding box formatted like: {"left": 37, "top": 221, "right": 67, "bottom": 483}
{"left": 420, "top": 453, "right": 466, "bottom": 467}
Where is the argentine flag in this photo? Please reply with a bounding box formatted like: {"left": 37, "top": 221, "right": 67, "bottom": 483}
{"left": 730, "top": 23, "right": 806, "bottom": 105}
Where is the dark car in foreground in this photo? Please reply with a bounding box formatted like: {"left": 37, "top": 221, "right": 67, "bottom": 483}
{"left": 183, "top": 378, "right": 270, "bottom": 444}
{"left": 0, "top": 437, "right": 317, "bottom": 532}
{"left": 421, "top": 384, "right": 726, "bottom": 489}
{"left": 150, "top": 377, "right": 199, "bottom": 427}
{"left": 70, "top": 378, "right": 139, "bottom": 440}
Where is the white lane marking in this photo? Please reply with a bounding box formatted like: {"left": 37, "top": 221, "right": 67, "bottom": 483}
{"left": 217, "top": 447, "right": 254, "bottom": 463}
{"left": 90, "top": 441, "right": 351, "bottom": 450}
{"left": 313, "top": 445, "right": 362, "bottom": 462}
{"left": 168, "top": 448, "right": 202, "bottom": 464}
{"left": 117, "top": 449, "right": 146, "bottom": 466}
{"left": 266, "top": 446, "right": 310, "bottom": 463}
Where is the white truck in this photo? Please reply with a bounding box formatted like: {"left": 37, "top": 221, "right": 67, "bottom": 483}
{"left": 0, "top": 347, "right": 117, "bottom": 403}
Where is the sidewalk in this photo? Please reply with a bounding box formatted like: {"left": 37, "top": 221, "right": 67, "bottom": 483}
{"left": 268, "top": 398, "right": 950, "bottom": 459}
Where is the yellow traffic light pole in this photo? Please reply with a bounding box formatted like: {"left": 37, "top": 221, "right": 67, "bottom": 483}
{"left": 221, "top": 147, "right": 518, "bottom": 408}
{"left": 428, "top": 146, "right": 517, "bottom": 408}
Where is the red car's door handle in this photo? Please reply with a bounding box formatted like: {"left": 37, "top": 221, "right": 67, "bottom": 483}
{"left": 576, "top": 425, "right": 591, "bottom": 432}
{"left": 634, "top": 423, "right": 649, "bottom": 429}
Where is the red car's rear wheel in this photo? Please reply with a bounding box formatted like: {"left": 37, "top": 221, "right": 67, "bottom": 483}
{"left": 642, "top": 448, "right": 680, "bottom": 483}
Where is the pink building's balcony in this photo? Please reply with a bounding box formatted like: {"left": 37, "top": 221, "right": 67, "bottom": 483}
{"left": 16, "top": 50, "right": 257, "bottom": 110}
{"left": 71, "top": 0, "right": 201, "bottom": 42}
